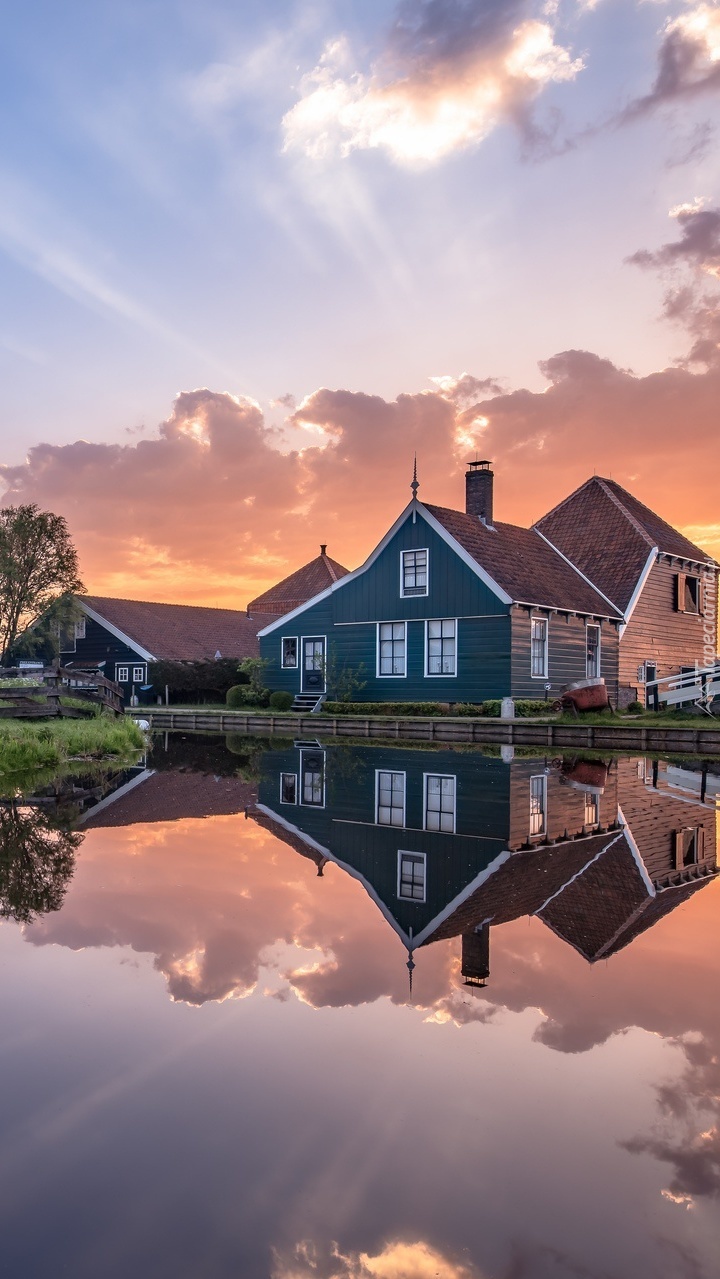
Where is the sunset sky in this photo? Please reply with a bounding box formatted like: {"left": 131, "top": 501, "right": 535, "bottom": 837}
{"left": 1, "top": 0, "right": 719, "bottom": 603}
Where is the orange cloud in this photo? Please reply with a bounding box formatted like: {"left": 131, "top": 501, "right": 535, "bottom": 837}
{"left": 271, "top": 1238, "right": 483, "bottom": 1279}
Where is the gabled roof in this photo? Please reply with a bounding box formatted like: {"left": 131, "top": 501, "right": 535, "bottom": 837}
{"left": 83, "top": 770, "right": 257, "bottom": 827}
{"left": 247, "top": 548, "right": 350, "bottom": 616}
{"left": 81, "top": 595, "right": 275, "bottom": 662}
{"left": 534, "top": 477, "right": 717, "bottom": 614}
{"left": 423, "top": 505, "right": 622, "bottom": 618}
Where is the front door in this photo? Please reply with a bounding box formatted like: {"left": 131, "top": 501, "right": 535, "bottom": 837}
{"left": 302, "top": 637, "right": 326, "bottom": 693}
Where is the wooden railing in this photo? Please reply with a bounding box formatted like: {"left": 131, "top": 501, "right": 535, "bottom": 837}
{"left": 0, "top": 666, "right": 124, "bottom": 718}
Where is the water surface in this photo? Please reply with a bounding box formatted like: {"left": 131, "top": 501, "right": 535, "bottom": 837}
{"left": 0, "top": 737, "right": 718, "bottom": 1279}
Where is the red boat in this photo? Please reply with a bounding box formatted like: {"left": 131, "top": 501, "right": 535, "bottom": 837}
{"left": 553, "top": 677, "right": 610, "bottom": 714}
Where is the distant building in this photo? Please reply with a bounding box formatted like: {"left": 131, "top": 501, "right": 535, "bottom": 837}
{"left": 60, "top": 596, "right": 274, "bottom": 702}
{"left": 247, "top": 545, "right": 350, "bottom": 616}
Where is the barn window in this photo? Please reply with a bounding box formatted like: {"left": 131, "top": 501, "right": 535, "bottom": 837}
{"left": 378, "top": 622, "right": 406, "bottom": 676}
{"left": 676, "top": 573, "right": 700, "bottom": 613}
{"left": 116, "top": 666, "right": 129, "bottom": 683}
{"left": 529, "top": 775, "right": 547, "bottom": 837}
{"left": 376, "top": 771, "right": 405, "bottom": 827}
{"left": 398, "top": 851, "right": 426, "bottom": 902}
{"left": 530, "top": 617, "right": 548, "bottom": 678}
{"left": 401, "top": 548, "right": 428, "bottom": 596}
{"left": 282, "top": 637, "right": 298, "bottom": 668}
{"left": 426, "top": 619, "right": 457, "bottom": 675}
{"left": 280, "top": 773, "right": 297, "bottom": 804}
{"left": 586, "top": 625, "right": 601, "bottom": 678}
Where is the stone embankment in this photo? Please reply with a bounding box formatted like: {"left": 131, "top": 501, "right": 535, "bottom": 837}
{"left": 132, "top": 709, "right": 720, "bottom": 755}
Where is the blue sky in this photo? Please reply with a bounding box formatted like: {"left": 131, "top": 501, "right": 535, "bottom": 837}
{"left": 1, "top": 1, "right": 719, "bottom": 600}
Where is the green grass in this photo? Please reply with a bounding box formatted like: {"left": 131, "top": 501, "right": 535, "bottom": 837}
{"left": 0, "top": 716, "right": 146, "bottom": 779}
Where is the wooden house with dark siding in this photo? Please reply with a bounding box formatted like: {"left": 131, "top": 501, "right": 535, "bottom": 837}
{"left": 534, "top": 476, "right": 719, "bottom": 707}
{"left": 60, "top": 596, "right": 274, "bottom": 703}
{"left": 258, "top": 463, "right": 623, "bottom": 705}
{"left": 251, "top": 742, "right": 717, "bottom": 984}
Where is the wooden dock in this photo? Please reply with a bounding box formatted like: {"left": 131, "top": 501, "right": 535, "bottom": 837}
{"left": 131, "top": 709, "right": 720, "bottom": 755}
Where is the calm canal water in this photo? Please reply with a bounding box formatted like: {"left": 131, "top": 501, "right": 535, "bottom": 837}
{"left": 0, "top": 734, "right": 718, "bottom": 1279}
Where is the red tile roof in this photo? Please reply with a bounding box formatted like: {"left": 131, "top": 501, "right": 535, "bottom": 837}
{"left": 247, "top": 549, "right": 350, "bottom": 616}
{"left": 83, "top": 596, "right": 275, "bottom": 661}
{"left": 534, "top": 477, "right": 717, "bottom": 612}
{"left": 423, "top": 505, "right": 622, "bottom": 617}
{"left": 84, "top": 771, "right": 257, "bottom": 826}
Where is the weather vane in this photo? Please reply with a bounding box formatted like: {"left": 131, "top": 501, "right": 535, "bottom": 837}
{"left": 410, "top": 454, "right": 419, "bottom": 499}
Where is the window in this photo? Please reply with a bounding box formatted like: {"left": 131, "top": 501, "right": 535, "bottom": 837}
{"left": 530, "top": 617, "right": 548, "bottom": 678}
{"left": 426, "top": 619, "right": 457, "bottom": 676}
{"left": 398, "top": 852, "right": 426, "bottom": 902}
{"left": 116, "top": 666, "right": 129, "bottom": 683}
{"left": 280, "top": 773, "right": 297, "bottom": 804}
{"left": 401, "top": 548, "right": 428, "bottom": 597}
{"left": 529, "top": 774, "right": 547, "bottom": 837}
{"left": 674, "top": 827, "right": 704, "bottom": 868}
{"left": 376, "top": 771, "right": 405, "bottom": 826}
{"left": 586, "top": 624, "right": 601, "bottom": 678}
{"left": 301, "top": 750, "right": 325, "bottom": 806}
{"left": 676, "top": 572, "right": 700, "bottom": 613}
{"left": 132, "top": 666, "right": 145, "bottom": 684}
{"left": 424, "top": 774, "right": 456, "bottom": 832}
{"left": 584, "top": 793, "right": 599, "bottom": 827}
{"left": 74, "top": 617, "right": 86, "bottom": 640}
{"left": 378, "top": 622, "right": 406, "bottom": 676}
{"left": 282, "top": 637, "right": 298, "bottom": 668}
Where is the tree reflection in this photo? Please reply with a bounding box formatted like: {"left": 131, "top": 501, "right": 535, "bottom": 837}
{"left": 0, "top": 803, "right": 82, "bottom": 923}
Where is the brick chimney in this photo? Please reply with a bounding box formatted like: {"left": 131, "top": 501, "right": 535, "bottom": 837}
{"left": 466, "top": 460, "right": 494, "bottom": 525}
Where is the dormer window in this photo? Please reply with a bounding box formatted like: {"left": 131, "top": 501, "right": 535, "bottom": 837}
{"left": 401, "top": 549, "right": 428, "bottom": 597}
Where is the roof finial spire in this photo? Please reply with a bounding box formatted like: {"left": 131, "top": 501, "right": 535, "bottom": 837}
{"left": 410, "top": 454, "right": 419, "bottom": 499}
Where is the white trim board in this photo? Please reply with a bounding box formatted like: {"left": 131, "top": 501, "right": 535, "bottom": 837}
{"left": 78, "top": 600, "right": 156, "bottom": 662}
{"left": 620, "top": 547, "right": 658, "bottom": 635}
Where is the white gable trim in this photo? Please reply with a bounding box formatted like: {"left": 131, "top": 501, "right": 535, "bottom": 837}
{"left": 78, "top": 600, "right": 156, "bottom": 662}
{"left": 533, "top": 528, "right": 623, "bottom": 617}
{"left": 75, "top": 769, "right": 155, "bottom": 826}
{"left": 619, "top": 546, "right": 658, "bottom": 636}
{"left": 258, "top": 500, "right": 513, "bottom": 636}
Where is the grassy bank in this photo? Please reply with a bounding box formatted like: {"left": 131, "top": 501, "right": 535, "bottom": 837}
{"left": 0, "top": 716, "right": 146, "bottom": 779}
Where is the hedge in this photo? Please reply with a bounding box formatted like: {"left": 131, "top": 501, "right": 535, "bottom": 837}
{"left": 322, "top": 701, "right": 444, "bottom": 717}
{"left": 269, "top": 690, "right": 294, "bottom": 711}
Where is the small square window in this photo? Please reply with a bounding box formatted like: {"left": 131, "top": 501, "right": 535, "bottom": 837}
{"left": 398, "top": 851, "right": 426, "bottom": 901}
{"left": 401, "top": 549, "right": 428, "bottom": 597}
{"left": 132, "top": 666, "right": 145, "bottom": 684}
{"left": 282, "top": 637, "right": 298, "bottom": 668}
{"left": 280, "top": 773, "right": 298, "bottom": 804}
{"left": 117, "top": 666, "right": 129, "bottom": 683}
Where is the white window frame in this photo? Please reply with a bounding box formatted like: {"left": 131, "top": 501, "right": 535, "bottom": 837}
{"left": 397, "top": 851, "right": 427, "bottom": 902}
{"left": 377, "top": 621, "right": 407, "bottom": 678}
{"left": 423, "top": 773, "right": 456, "bottom": 833}
{"left": 74, "top": 617, "right": 86, "bottom": 640}
{"left": 529, "top": 774, "right": 547, "bottom": 838}
{"left": 116, "top": 665, "right": 129, "bottom": 683}
{"left": 530, "top": 616, "right": 549, "bottom": 679}
{"left": 424, "top": 619, "right": 458, "bottom": 678}
{"left": 375, "top": 769, "right": 406, "bottom": 828}
{"left": 299, "top": 748, "right": 325, "bottom": 808}
{"left": 400, "top": 547, "right": 429, "bottom": 598}
{"left": 280, "top": 772, "right": 298, "bottom": 805}
{"left": 586, "top": 624, "right": 601, "bottom": 679}
{"left": 132, "top": 665, "right": 146, "bottom": 684}
{"left": 281, "top": 636, "right": 298, "bottom": 669}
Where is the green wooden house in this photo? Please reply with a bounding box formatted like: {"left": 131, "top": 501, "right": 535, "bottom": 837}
{"left": 258, "top": 463, "right": 623, "bottom": 706}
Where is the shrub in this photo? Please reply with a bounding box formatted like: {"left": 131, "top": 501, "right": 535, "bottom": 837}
{"left": 226, "top": 684, "right": 250, "bottom": 708}
{"left": 269, "top": 690, "right": 294, "bottom": 711}
{"left": 515, "top": 699, "right": 554, "bottom": 717}
{"left": 625, "top": 700, "right": 644, "bottom": 714}
{"left": 454, "top": 703, "right": 484, "bottom": 716}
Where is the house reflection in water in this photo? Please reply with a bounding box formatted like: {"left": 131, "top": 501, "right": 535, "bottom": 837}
{"left": 251, "top": 744, "right": 718, "bottom": 987}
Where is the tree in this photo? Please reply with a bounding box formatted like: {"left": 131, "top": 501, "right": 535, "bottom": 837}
{"left": 0, "top": 505, "right": 84, "bottom": 664}
{"left": 0, "top": 804, "right": 81, "bottom": 923}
